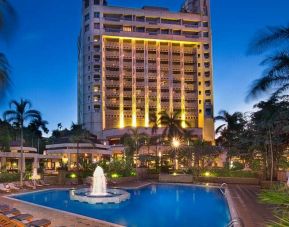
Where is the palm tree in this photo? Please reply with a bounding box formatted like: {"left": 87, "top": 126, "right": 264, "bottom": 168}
{"left": 121, "top": 128, "right": 148, "bottom": 164}
{"left": 149, "top": 112, "right": 161, "bottom": 168}
{"left": 247, "top": 25, "right": 289, "bottom": 99}
{"left": 0, "top": 0, "right": 16, "bottom": 102}
{"left": 28, "top": 116, "right": 49, "bottom": 153}
{"left": 57, "top": 123, "right": 63, "bottom": 131}
{"left": 215, "top": 110, "right": 245, "bottom": 134}
{"left": 158, "top": 110, "right": 188, "bottom": 139}
{"left": 0, "top": 53, "right": 10, "bottom": 100}
{"left": 69, "top": 123, "right": 96, "bottom": 183}
{"left": 3, "top": 99, "right": 41, "bottom": 186}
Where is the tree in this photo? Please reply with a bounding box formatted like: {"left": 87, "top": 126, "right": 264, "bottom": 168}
{"left": 69, "top": 123, "right": 96, "bottom": 183}
{"left": 57, "top": 123, "right": 62, "bottom": 131}
{"left": 121, "top": 128, "right": 148, "bottom": 164}
{"left": 3, "top": 99, "right": 41, "bottom": 186}
{"left": 158, "top": 110, "right": 188, "bottom": 139}
{"left": 149, "top": 112, "right": 162, "bottom": 168}
{"left": 215, "top": 110, "right": 246, "bottom": 157}
{"left": 247, "top": 25, "right": 289, "bottom": 99}
{"left": 0, "top": 0, "right": 16, "bottom": 102}
{"left": 28, "top": 116, "right": 49, "bottom": 153}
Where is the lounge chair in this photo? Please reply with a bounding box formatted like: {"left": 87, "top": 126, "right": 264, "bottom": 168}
{"left": 12, "top": 213, "right": 33, "bottom": 222}
{"left": 2, "top": 208, "right": 21, "bottom": 217}
{"left": 0, "top": 204, "right": 10, "bottom": 212}
{"left": 12, "top": 218, "right": 51, "bottom": 227}
{"left": 34, "top": 181, "right": 43, "bottom": 187}
{"left": 39, "top": 180, "right": 50, "bottom": 186}
{"left": 0, "top": 183, "right": 10, "bottom": 193}
{"left": 24, "top": 181, "right": 35, "bottom": 189}
{"left": 7, "top": 183, "right": 21, "bottom": 190}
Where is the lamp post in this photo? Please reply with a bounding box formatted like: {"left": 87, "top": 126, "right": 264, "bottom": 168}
{"left": 171, "top": 137, "right": 181, "bottom": 170}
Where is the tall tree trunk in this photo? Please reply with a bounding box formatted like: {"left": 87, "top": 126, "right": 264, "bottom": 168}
{"left": 20, "top": 126, "right": 24, "bottom": 187}
{"left": 37, "top": 138, "right": 40, "bottom": 154}
{"left": 268, "top": 128, "right": 274, "bottom": 185}
{"left": 77, "top": 142, "right": 80, "bottom": 184}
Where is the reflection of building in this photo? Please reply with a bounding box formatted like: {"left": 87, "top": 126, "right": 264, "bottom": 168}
{"left": 78, "top": 0, "right": 214, "bottom": 143}
{"left": 0, "top": 145, "right": 60, "bottom": 173}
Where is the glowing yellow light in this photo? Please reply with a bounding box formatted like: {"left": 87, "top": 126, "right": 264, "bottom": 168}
{"left": 70, "top": 173, "right": 77, "bottom": 179}
{"left": 172, "top": 137, "right": 180, "bottom": 148}
{"left": 103, "top": 35, "right": 199, "bottom": 45}
{"left": 62, "top": 156, "right": 68, "bottom": 164}
{"left": 173, "top": 172, "right": 177, "bottom": 176}
{"left": 111, "top": 173, "right": 119, "bottom": 178}
{"left": 204, "top": 171, "right": 210, "bottom": 177}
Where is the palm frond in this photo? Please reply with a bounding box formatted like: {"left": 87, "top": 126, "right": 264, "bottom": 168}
{"left": 0, "top": 53, "right": 10, "bottom": 99}
{"left": 248, "top": 25, "right": 289, "bottom": 54}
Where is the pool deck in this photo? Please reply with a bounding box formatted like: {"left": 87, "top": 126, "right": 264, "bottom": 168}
{"left": 228, "top": 185, "right": 275, "bottom": 227}
{"left": 0, "top": 182, "right": 275, "bottom": 227}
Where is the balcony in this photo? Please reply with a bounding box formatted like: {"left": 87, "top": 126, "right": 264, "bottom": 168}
{"left": 106, "top": 81, "right": 119, "bottom": 87}
{"left": 105, "top": 43, "right": 119, "bottom": 49}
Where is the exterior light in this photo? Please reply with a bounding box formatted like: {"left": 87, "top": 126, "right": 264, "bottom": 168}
{"left": 158, "top": 151, "right": 162, "bottom": 158}
{"left": 62, "top": 156, "right": 68, "bottom": 164}
{"left": 204, "top": 171, "right": 210, "bottom": 177}
{"left": 172, "top": 137, "right": 180, "bottom": 148}
{"left": 111, "top": 173, "right": 119, "bottom": 178}
{"left": 70, "top": 173, "right": 77, "bottom": 179}
{"left": 173, "top": 172, "right": 177, "bottom": 176}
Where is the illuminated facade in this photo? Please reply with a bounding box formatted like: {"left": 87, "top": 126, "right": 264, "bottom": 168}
{"left": 78, "top": 0, "right": 215, "bottom": 143}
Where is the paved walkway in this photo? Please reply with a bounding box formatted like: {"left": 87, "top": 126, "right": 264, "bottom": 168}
{"left": 228, "top": 185, "right": 275, "bottom": 227}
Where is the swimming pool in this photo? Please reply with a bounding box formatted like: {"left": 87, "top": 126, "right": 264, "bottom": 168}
{"left": 11, "top": 184, "right": 231, "bottom": 227}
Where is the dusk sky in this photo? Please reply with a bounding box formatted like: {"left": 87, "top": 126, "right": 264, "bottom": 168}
{"left": 1, "top": 0, "right": 288, "bottom": 134}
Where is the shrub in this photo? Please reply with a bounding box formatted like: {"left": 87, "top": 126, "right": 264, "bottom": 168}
{"left": 199, "top": 168, "right": 259, "bottom": 178}
{"left": 0, "top": 172, "right": 20, "bottom": 183}
{"left": 231, "top": 161, "right": 244, "bottom": 171}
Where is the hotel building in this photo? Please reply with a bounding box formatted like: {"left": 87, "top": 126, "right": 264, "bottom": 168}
{"left": 78, "top": 0, "right": 215, "bottom": 143}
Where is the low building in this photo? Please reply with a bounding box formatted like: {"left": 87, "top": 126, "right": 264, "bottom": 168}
{"left": 0, "top": 145, "right": 60, "bottom": 173}
{"left": 45, "top": 143, "right": 117, "bottom": 170}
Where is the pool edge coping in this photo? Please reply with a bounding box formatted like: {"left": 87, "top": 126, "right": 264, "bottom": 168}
{"left": 4, "top": 183, "right": 235, "bottom": 226}
{"left": 3, "top": 189, "right": 124, "bottom": 227}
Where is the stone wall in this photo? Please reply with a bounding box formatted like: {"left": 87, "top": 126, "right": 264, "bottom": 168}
{"left": 159, "top": 174, "right": 194, "bottom": 183}
{"left": 159, "top": 174, "right": 260, "bottom": 185}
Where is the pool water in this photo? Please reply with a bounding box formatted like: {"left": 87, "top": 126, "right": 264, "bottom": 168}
{"left": 12, "top": 184, "right": 231, "bottom": 227}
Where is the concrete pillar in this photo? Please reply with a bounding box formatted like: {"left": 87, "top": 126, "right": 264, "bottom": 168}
{"left": 17, "top": 158, "right": 21, "bottom": 173}
{"left": 1, "top": 157, "right": 6, "bottom": 170}
{"left": 33, "top": 156, "right": 39, "bottom": 169}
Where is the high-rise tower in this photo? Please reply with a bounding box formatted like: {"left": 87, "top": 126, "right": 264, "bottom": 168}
{"left": 78, "top": 0, "right": 215, "bottom": 143}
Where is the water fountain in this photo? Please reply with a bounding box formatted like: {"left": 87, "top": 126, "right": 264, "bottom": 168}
{"left": 69, "top": 166, "right": 130, "bottom": 204}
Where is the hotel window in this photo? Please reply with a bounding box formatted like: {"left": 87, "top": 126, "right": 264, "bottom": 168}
{"left": 203, "top": 32, "right": 209, "bottom": 38}
{"left": 203, "top": 22, "right": 208, "bottom": 27}
{"left": 85, "top": 24, "right": 89, "bottom": 32}
{"left": 84, "top": 0, "right": 89, "bottom": 8}
{"left": 84, "top": 14, "right": 90, "bottom": 21}
{"left": 123, "top": 26, "right": 132, "bottom": 32}
{"left": 94, "top": 23, "right": 100, "bottom": 29}
{"left": 205, "top": 90, "right": 211, "bottom": 96}
{"left": 204, "top": 44, "right": 209, "bottom": 50}
{"left": 94, "top": 12, "right": 100, "bottom": 18}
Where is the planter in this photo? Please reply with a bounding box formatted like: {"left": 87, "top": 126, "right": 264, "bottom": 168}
{"left": 197, "top": 176, "right": 260, "bottom": 185}
{"left": 57, "top": 170, "right": 68, "bottom": 185}
{"left": 277, "top": 171, "right": 287, "bottom": 182}
{"left": 136, "top": 167, "right": 148, "bottom": 180}
{"left": 159, "top": 174, "right": 193, "bottom": 183}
